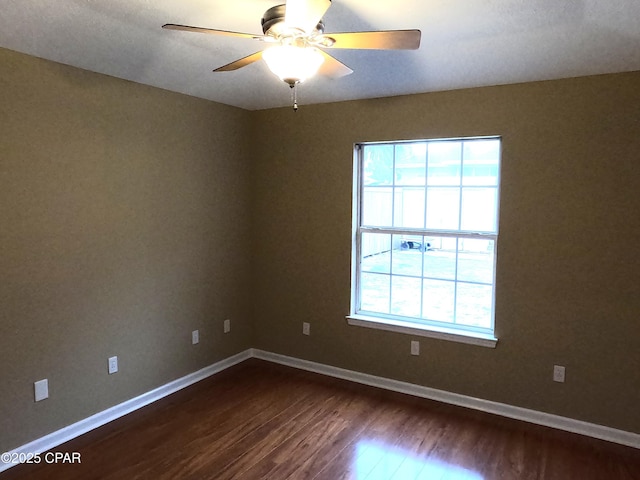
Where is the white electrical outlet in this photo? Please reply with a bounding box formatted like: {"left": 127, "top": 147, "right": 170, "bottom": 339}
{"left": 411, "top": 340, "right": 420, "bottom": 356}
{"left": 34, "top": 379, "right": 49, "bottom": 402}
{"left": 192, "top": 330, "right": 200, "bottom": 345}
{"left": 108, "top": 356, "right": 118, "bottom": 375}
{"left": 553, "top": 365, "right": 566, "bottom": 383}
{"left": 302, "top": 322, "right": 310, "bottom": 336}
{"left": 224, "top": 319, "right": 231, "bottom": 334}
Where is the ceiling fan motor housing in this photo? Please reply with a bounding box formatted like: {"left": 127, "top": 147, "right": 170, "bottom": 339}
{"left": 261, "top": 4, "right": 325, "bottom": 36}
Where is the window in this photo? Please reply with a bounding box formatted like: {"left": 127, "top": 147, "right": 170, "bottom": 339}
{"left": 349, "top": 137, "right": 500, "bottom": 347}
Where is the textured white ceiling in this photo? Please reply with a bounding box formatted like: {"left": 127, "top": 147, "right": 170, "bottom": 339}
{"left": 1, "top": 0, "right": 639, "bottom": 110}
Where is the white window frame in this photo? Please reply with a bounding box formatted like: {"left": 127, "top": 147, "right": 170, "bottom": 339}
{"left": 348, "top": 137, "right": 500, "bottom": 348}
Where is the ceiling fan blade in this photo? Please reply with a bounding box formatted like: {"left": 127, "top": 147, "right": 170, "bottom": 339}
{"left": 317, "top": 51, "right": 353, "bottom": 79}
{"left": 162, "top": 24, "right": 260, "bottom": 40}
{"left": 214, "top": 51, "right": 264, "bottom": 72}
{"left": 320, "top": 30, "right": 421, "bottom": 50}
{"left": 285, "top": 0, "right": 332, "bottom": 33}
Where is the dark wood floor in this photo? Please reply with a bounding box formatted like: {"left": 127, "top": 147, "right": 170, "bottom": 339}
{"left": 2, "top": 359, "right": 639, "bottom": 479}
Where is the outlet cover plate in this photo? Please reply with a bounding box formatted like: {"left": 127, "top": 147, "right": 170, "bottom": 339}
{"left": 108, "top": 356, "right": 118, "bottom": 375}
{"left": 34, "top": 379, "right": 49, "bottom": 402}
{"left": 553, "top": 365, "right": 566, "bottom": 383}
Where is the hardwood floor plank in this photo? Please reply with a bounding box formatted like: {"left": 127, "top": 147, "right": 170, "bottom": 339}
{"left": 240, "top": 393, "right": 379, "bottom": 479}
{"left": 315, "top": 399, "right": 446, "bottom": 480}
{"left": 103, "top": 365, "right": 324, "bottom": 480}
{"left": 199, "top": 389, "right": 351, "bottom": 479}
{"left": 291, "top": 399, "right": 403, "bottom": 480}
{"left": 2, "top": 359, "right": 639, "bottom": 480}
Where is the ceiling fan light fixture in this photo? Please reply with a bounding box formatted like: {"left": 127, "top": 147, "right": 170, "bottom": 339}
{"left": 262, "top": 45, "right": 324, "bottom": 85}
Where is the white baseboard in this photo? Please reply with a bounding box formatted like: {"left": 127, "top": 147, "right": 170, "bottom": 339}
{"left": 251, "top": 349, "right": 640, "bottom": 450}
{"left": 0, "top": 350, "right": 252, "bottom": 474}
{"left": 3, "top": 347, "right": 637, "bottom": 474}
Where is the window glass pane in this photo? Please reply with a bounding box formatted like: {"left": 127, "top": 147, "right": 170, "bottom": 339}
{"left": 391, "top": 276, "right": 422, "bottom": 317}
{"left": 457, "top": 239, "right": 495, "bottom": 284}
{"left": 455, "top": 283, "right": 493, "bottom": 328}
{"left": 361, "top": 273, "right": 390, "bottom": 314}
{"left": 426, "top": 188, "right": 460, "bottom": 230}
{"left": 462, "top": 140, "right": 500, "bottom": 186}
{"left": 423, "top": 236, "right": 457, "bottom": 280}
{"left": 427, "top": 142, "right": 461, "bottom": 186}
{"left": 460, "top": 188, "right": 497, "bottom": 232}
{"left": 356, "top": 137, "right": 500, "bottom": 336}
{"left": 394, "top": 187, "right": 425, "bottom": 228}
{"left": 395, "top": 143, "right": 426, "bottom": 186}
{"left": 422, "top": 279, "right": 455, "bottom": 323}
{"left": 362, "top": 187, "right": 392, "bottom": 226}
{"left": 361, "top": 233, "right": 391, "bottom": 274}
{"left": 363, "top": 145, "right": 394, "bottom": 186}
{"left": 393, "top": 234, "right": 423, "bottom": 277}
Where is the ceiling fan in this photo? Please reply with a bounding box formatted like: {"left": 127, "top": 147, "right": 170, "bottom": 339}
{"left": 163, "top": 0, "right": 421, "bottom": 110}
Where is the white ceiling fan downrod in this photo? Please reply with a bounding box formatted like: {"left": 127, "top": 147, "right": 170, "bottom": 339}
{"left": 290, "top": 82, "right": 299, "bottom": 112}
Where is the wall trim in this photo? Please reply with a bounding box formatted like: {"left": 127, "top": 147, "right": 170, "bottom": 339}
{"left": 3, "top": 347, "right": 638, "bottom": 474}
{"left": 0, "top": 350, "right": 252, "bottom": 473}
{"left": 252, "top": 349, "right": 640, "bottom": 450}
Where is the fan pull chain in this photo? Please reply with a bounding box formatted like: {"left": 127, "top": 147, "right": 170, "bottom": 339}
{"left": 290, "top": 83, "right": 298, "bottom": 112}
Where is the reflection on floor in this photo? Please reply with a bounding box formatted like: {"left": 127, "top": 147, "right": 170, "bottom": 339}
{"left": 355, "top": 440, "right": 483, "bottom": 479}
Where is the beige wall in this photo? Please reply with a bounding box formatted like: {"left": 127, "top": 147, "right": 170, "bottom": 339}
{"left": 0, "top": 47, "right": 253, "bottom": 452}
{"left": 250, "top": 72, "right": 640, "bottom": 434}
{"left": 1, "top": 45, "right": 639, "bottom": 454}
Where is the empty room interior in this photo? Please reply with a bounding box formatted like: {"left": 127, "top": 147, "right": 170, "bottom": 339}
{"left": 1, "top": 1, "right": 639, "bottom": 478}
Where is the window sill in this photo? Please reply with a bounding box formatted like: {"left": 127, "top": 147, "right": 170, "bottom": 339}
{"left": 346, "top": 315, "right": 498, "bottom": 348}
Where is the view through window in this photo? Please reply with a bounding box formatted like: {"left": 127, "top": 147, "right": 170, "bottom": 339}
{"left": 353, "top": 137, "right": 500, "bottom": 339}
